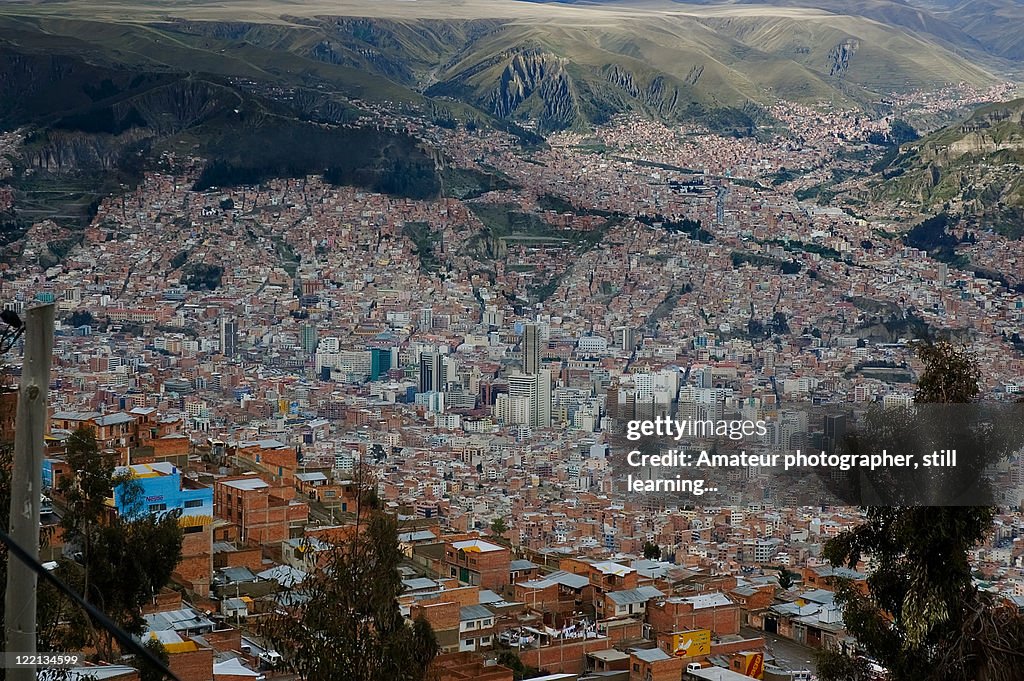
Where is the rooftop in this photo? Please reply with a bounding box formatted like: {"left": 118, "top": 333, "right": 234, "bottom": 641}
{"left": 452, "top": 539, "right": 504, "bottom": 553}
{"left": 520, "top": 570, "right": 590, "bottom": 590}
{"left": 116, "top": 462, "right": 177, "bottom": 479}
{"left": 460, "top": 604, "right": 493, "bottom": 621}
{"left": 631, "top": 647, "right": 672, "bottom": 663}
{"left": 221, "top": 477, "right": 270, "bottom": 491}
{"left": 590, "top": 560, "right": 635, "bottom": 577}
{"left": 607, "top": 586, "right": 664, "bottom": 605}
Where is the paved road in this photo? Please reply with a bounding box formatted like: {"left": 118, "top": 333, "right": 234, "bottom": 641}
{"left": 742, "top": 627, "right": 818, "bottom": 675}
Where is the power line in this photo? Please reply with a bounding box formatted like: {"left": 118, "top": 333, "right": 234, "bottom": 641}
{"left": 0, "top": 528, "right": 180, "bottom": 681}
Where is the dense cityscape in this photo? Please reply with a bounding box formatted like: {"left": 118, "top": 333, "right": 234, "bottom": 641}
{"left": 2, "top": 1, "right": 1024, "bottom": 680}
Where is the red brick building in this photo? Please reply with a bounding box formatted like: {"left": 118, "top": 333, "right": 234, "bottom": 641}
{"left": 646, "top": 593, "right": 740, "bottom": 637}
{"left": 443, "top": 538, "right": 510, "bottom": 591}
{"left": 629, "top": 648, "right": 686, "bottom": 681}
{"left": 428, "top": 652, "right": 513, "bottom": 681}
{"left": 214, "top": 474, "right": 308, "bottom": 546}
{"left": 174, "top": 524, "right": 214, "bottom": 597}
{"left": 230, "top": 440, "right": 298, "bottom": 485}
{"left": 411, "top": 600, "right": 461, "bottom": 652}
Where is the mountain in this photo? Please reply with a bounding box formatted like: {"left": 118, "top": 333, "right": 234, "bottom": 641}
{"left": 531, "top": 0, "right": 1024, "bottom": 68}
{"left": 0, "top": 43, "right": 447, "bottom": 259}
{"left": 871, "top": 98, "right": 1024, "bottom": 236}
{"left": 676, "top": 0, "right": 1024, "bottom": 67}
{"left": 0, "top": 1, "right": 1003, "bottom": 133}
{"left": 0, "top": 0, "right": 1015, "bottom": 256}
{"left": 909, "top": 0, "right": 1024, "bottom": 62}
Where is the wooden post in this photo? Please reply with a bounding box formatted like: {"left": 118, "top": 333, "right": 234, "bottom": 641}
{"left": 4, "top": 302, "right": 56, "bottom": 679}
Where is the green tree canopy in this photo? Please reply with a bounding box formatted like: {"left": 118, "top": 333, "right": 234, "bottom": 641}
{"left": 134, "top": 637, "right": 171, "bottom": 681}
{"left": 777, "top": 567, "right": 797, "bottom": 590}
{"left": 819, "top": 342, "right": 1024, "bottom": 680}
{"left": 54, "top": 426, "right": 184, "bottom": 658}
{"left": 642, "top": 541, "right": 662, "bottom": 560}
{"left": 261, "top": 509, "right": 438, "bottom": 681}
{"left": 491, "top": 517, "right": 508, "bottom": 538}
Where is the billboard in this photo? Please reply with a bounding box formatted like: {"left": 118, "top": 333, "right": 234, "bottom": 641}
{"left": 741, "top": 652, "right": 764, "bottom": 679}
{"left": 671, "top": 629, "right": 711, "bottom": 658}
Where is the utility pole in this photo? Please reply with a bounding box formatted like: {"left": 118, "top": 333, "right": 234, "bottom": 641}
{"left": 4, "top": 302, "right": 56, "bottom": 678}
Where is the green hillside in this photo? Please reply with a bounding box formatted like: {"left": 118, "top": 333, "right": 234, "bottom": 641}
{"left": 871, "top": 99, "right": 1024, "bottom": 237}
{"left": 0, "top": 2, "right": 1001, "bottom": 132}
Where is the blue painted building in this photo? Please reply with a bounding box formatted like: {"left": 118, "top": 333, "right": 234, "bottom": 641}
{"left": 113, "top": 462, "right": 213, "bottom": 530}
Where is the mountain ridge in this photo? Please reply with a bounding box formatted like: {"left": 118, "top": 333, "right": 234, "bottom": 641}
{"left": 871, "top": 98, "right": 1024, "bottom": 236}
{"left": 0, "top": 2, "right": 1003, "bottom": 132}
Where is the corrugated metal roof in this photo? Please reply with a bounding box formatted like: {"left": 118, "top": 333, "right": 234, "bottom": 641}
{"left": 591, "top": 561, "right": 635, "bottom": 577}
{"left": 221, "top": 477, "right": 269, "bottom": 490}
{"left": 607, "top": 586, "right": 664, "bottom": 605}
{"left": 459, "top": 604, "right": 493, "bottom": 621}
{"left": 681, "top": 592, "right": 733, "bottom": 609}
{"left": 521, "top": 570, "right": 589, "bottom": 590}
{"left": 509, "top": 559, "right": 537, "bottom": 571}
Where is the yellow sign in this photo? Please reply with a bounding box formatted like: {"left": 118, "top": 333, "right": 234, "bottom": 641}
{"left": 742, "top": 652, "right": 764, "bottom": 679}
{"left": 179, "top": 514, "right": 213, "bottom": 528}
{"left": 672, "top": 629, "right": 711, "bottom": 658}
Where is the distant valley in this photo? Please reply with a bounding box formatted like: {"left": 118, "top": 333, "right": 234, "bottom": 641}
{"left": 0, "top": 0, "right": 1022, "bottom": 260}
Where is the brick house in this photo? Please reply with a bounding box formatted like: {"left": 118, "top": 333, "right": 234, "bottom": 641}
{"left": 427, "top": 652, "right": 514, "bottom": 681}
{"left": 646, "top": 593, "right": 740, "bottom": 637}
{"left": 458, "top": 604, "right": 496, "bottom": 652}
{"left": 411, "top": 600, "right": 461, "bottom": 652}
{"left": 601, "top": 585, "right": 664, "bottom": 620}
{"left": 443, "top": 538, "right": 510, "bottom": 591}
{"left": 213, "top": 475, "right": 308, "bottom": 546}
{"left": 629, "top": 647, "right": 685, "bottom": 681}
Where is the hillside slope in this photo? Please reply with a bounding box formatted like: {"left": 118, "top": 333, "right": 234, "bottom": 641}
{"left": 0, "top": 2, "right": 1001, "bottom": 132}
{"left": 872, "top": 98, "right": 1024, "bottom": 236}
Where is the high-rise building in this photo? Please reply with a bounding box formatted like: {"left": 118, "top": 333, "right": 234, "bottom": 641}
{"left": 301, "top": 323, "right": 318, "bottom": 354}
{"left": 482, "top": 307, "right": 503, "bottom": 328}
{"left": 536, "top": 368, "right": 551, "bottom": 427}
{"left": 419, "top": 352, "right": 445, "bottom": 393}
{"left": 369, "top": 347, "right": 393, "bottom": 381}
{"left": 220, "top": 318, "right": 238, "bottom": 358}
{"left": 823, "top": 414, "right": 846, "bottom": 454}
{"left": 614, "top": 326, "right": 637, "bottom": 351}
{"left": 507, "top": 369, "right": 551, "bottom": 427}
{"left": 318, "top": 337, "right": 341, "bottom": 353}
{"left": 522, "top": 322, "right": 540, "bottom": 375}
{"left": 495, "top": 393, "right": 531, "bottom": 425}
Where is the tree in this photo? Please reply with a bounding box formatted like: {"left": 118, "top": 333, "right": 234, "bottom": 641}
{"left": 819, "top": 342, "right": 1024, "bottom": 681}
{"left": 56, "top": 426, "right": 184, "bottom": 659}
{"left": 134, "top": 637, "right": 171, "bottom": 681}
{"left": 771, "top": 311, "right": 791, "bottom": 335}
{"left": 87, "top": 507, "right": 185, "bottom": 657}
{"left": 490, "top": 517, "right": 508, "bottom": 539}
{"left": 777, "top": 567, "right": 797, "bottom": 590}
{"left": 1, "top": 443, "right": 92, "bottom": 655}
{"left": 915, "top": 341, "right": 980, "bottom": 404}
{"left": 67, "top": 310, "right": 94, "bottom": 328}
{"left": 58, "top": 425, "right": 126, "bottom": 619}
{"left": 815, "top": 648, "right": 872, "bottom": 681}
{"left": 261, "top": 504, "right": 438, "bottom": 681}
{"left": 642, "top": 541, "right": 661, "bottom": 560}
{"left": 495, "top": 651, "right": 542, "bottom": 680}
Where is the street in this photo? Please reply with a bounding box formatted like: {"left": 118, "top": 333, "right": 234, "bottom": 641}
{"left": 742, "top": 627, "right": 818, "bottom": 675}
